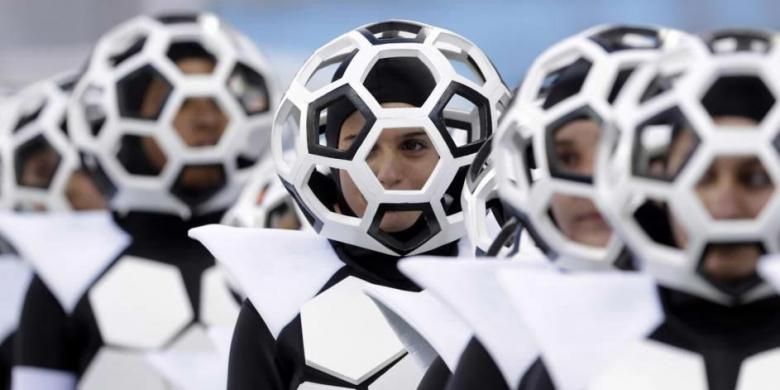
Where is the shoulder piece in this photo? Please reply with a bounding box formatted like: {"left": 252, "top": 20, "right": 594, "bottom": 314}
{"left": 189, "top": 225, "right": 342, "bottom": 338}
{"left": 758, "top": 255, "right": 780, "bottom": 295}
{"left": 497, "top": 268, "right": 662, "bottom": 390}
{"left": 0, "top": 256, "right": 32, "bottom": 340}
{"left": 0, "top": 211, "right": 130, "bottom": 313}
{"left": 364, "top": 284, "right": 472, "bottom": 371}
{"left": 399, "top": 256, "right": 550, "bottom": 388}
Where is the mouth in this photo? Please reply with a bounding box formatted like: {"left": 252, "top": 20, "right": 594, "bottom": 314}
{"left": 574, "top": 211, "right": 606, "bottom": 224}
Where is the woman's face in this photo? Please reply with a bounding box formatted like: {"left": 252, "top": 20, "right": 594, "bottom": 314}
{"left": 337, "top": 102, "right": 440, "bottom": 233}
{"left": 548, "top": 118, "right": 612, "bottom": 247}
{"left": 140, "top": 58, "right": 228, "bottom": 191}
{"left": 667, "top": 116, "right": 774, "bottom": 283}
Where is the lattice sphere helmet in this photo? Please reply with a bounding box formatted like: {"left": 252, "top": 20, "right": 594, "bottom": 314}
{"left": 272, "top": 20, "right": 510, "bottom": 256}
{"left": 597, "top": 29, "right": 780, "bottom": 304}
{"left": 68, "top": 13, "right": 279, "bottom": 218}
{"left": 493, "top": 24, "right": 693, "bottom": 271}
{"left": 0, "top": 73, "right": 100, "bottom": 211}
{"left": 461, "top": 136, "right": 519, "bottom": 257}
{"left": 221, "top": 157, "right": 309, "bottom": 230}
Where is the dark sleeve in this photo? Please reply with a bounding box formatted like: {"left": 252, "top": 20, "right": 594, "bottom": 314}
{"left": 227, "top": 300, "right": 284, "bottom": 390}
{"left": 416, "top": 356, "right": 450, "bottom": 390}
{"left": 14, "top": 276, "right": 77, "bottom": 373}
{"left": 516, "top": 358, "right": 555, "bottom": 390}
{"left": 446, "top": 338, "right": 510, "bottom": 390}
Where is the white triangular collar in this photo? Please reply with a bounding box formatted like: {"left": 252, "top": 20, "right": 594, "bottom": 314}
{"left": 497, "top": 267, "right": 663, "bottom": 390}
{"left": 0, "top": 211, "right": 130, "bottom": 313}
{"left": 364, "top": 285, "right": 472, "bottom": 371}
{"left": 189, "top": 225, "right": 343, "bottom": 338}
{"left": 399, "top": 255, "right": 551, "bottom": 388}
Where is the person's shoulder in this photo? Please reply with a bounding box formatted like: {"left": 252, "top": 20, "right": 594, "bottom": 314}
{"left": 190, "top": 225, "right": 343, "bottom": 338}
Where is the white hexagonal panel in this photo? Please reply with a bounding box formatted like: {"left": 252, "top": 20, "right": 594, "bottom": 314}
{"left": 300, "top": 277, "right": 406, "bottom": 385}
{"left": 167, "top": 324, "right": 213, "bottom": 353}
{"left": 368, "top": 354, "right": 425, "bottom": 390}
{"left": 89, "top": 256, "right": 194, "bottom": 349}
{"left": 737, "top": 348, "right": 780, "bottom": 390}
{"left": 79, "top": 347, "right": 167, "bottom": 390}
{"left": 200, "top": 266, "right": 240, "bottom": 328}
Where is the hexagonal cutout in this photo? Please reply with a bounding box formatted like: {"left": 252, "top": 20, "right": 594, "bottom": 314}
{"left": 441, "top": 166, "right": 468, "bottom": 216}
{"left": 80, "top": 85, "right": 108, "bottom": 137}
{"left": 632, "top": 198, "right": 684, "bottom": 250}
{"left": 368, "top": 203, "right": 441, "bottom": 255}
{"left": 545, "top": 108, "right": 603, "bottom": 181}
{"left": 364, "top": 127, "right": 440, "bottom": 192}
{"left": 170, "top": 163, "right": 227, "bottom": 206}
{"left": 156, "top": 13, "right": 199, "bottom": 24}
{"left": 14, "top": 134, "right": 61, "bottom": 189}
{"left": 108, "top": 33, "right": 147, "bottom": 67}
{"left": 547, "top": 193, "right": 611, "bottom": 248}
{"left": 363, "top": 57, "right": 436, "bottom": 108}
{"left": 166, "top": 41, "right": 217, "bottom": 73}
{"left": 696, "top": 242, "right": 764, "bottom": 297}
{"left": 275, "top": 100, "right": 302, "bottom": 168}
{"left": 631, "top": 107, "right": 699, "bottom": 182}
{"left": 80, "top": 152, "right": 118, "bottom": 200}
{"left": 304, "top": 46, "right": 358, "bottom": 93}
{"left": 537, "top": 58, "right": 592, "bottom": 109}
{"left": 227, "top": 62, "right": 270, "bottom": 115}
{"left": 359, "top": 20, "right": 427, "bottom": 44}
{"left": 701, "top": 75, "right": 775, "bottom": 125}
{"left": 466, "top": 136, "right": 493, "bottom": 192}
{"left": 65, "top": 168, "right": 106, "bottom": 211}
{"left": 307, "top": 85, "right": 376, "bottom": 160}
{"left": 171, "top": 97, "right": 228, "bottom": 148}
{"left": 639, "top": 71, "right": 683, "bottom": 104}
{"left": 315, "top": 163, "right": 363, "bottom": 215}
{"left": 430, "top": 83, "right": 491, "bottom": 158}
{"left": 693, "top": 155, "right": 774, "bottom": 221}
{"left": 13, "top": 98, "right": 46, "bottom": 134}
{"left": 116, "top": 134, "right": 167, "bottom": 176}
{"left": 607, "top": 66, "right": 636, "bottom": 104}
{"left": 434, "top": 38, "right": 486, "bottom": 86}
{"left": 116, "top": 65, "right": 172, "bottom": 120}
{"left": 708, "top": 30, "right": 771, "bottom": 54}
{"left": 588, "top": 26, "right": 662, "bottom": 53}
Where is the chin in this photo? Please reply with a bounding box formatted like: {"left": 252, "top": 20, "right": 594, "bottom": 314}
{"left": 378, "top": 211, "right": 420, "bottom": 233}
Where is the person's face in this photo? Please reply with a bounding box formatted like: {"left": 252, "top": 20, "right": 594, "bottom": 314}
{"left": 19, "top": 147, "right": 105, "bottom": 210}
{"left": 667, "top": 116, "right": 773, "bottom": 282}
{"left": 337, "top": 102, "right": 440, "bottom": 233}
{"left": 139, "top": 58, "right": 228, "bottom": 190}
{"left": 547, "top": 119, "right": 612, "bottom": 247}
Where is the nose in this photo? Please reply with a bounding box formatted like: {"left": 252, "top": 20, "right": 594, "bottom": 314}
{"left": 370, "top": 151, "right": 404, "bottom": 190}
{"left": 703, "top": 177, "right": 748, "bottom": 220}
{"left": 189, "top": 99, "right": 225, "bottom": 145}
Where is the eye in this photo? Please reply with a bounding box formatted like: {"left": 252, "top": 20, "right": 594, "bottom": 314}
{"left": 400, "top": 138, "right": 429, "bottom": 153}
{"left": 555, "top": 147, "right": 581, "bottom": 168}
{"left": 740, "top": 168, "right": 772, "bottom": 189}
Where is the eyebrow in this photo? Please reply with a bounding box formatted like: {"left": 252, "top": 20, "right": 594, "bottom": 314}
{"left": 401, "top": 130, "right": 428, "bottom": 139}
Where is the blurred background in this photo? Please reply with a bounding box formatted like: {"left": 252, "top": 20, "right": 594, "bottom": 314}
{"left": 0, "top": 0, "right": 777, "bottom": 91}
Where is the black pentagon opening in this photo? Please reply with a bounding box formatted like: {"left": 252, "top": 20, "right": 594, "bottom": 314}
{"left": 632, "top": 198, "right": 680, "bottom": 249}
{"left": 588, "top": 26, "right": 662, "bottom": 53}
{"left": 638, "top": 71, "right": 683, "bottom": 104}
{"left": 363, "top": 57, "right": 436, "bottom": 108}
{"left": 307, "top": 85, "right": 376, "bottom": 160}
{"left": 304, "top": 47, "right": 358, "bottom": 93}
{"left": 116, "top": 134, "right": 167, "bottom": 176}
{"left": 156, "top": 14, "right": 200, "bottom": 24}
{"left": 166, "top": 41, "right": 218, "bottom": 72}
{"left": 59, "top": 115, "right": 69, "bottom": 138}
{"left": 281, "top": 176, "right": 322, "bottom": 232}
{"left": 108, "top": 34, "right": 147, "bottom": 67}
{"left": 430, "top": 82, "right": 492, "bottom": 158}
{"left": 170, "top": 163, "right": 227, "bottom": 206}
{"left": 227, "top": 62, "right": 270, "bottom": 115}
{"left": 14, "top": 134, "right": 61, "bottom": 189}
{"left": 631, "top": 107, "right": 700, "bottom": 182}
{"left": 116, "top": 65, "right": 172, "bottom": 120}
{"left": 359, "top": 20, "right": 427, "bottom": 45}
{"left": 701, "top": 75, "right": 775, "bottom": 125}
{"left": 266, "top": 200, "right": 302, "bottom": 230}
{"left": 13, "top": 99, "right": 46, "bottom": 134}
{"left": 607, "top": 66, "right": 636, "bottom": 104}
{"left": 80, "top": 152, "right": 118, "bottom": 200}
{"left": 696, "top": 242, "right": 765, "bottom": 299}
{"left": 545, "top": 106, "right": 603, "bottom": 182}
{"left": 368, "top": 203, "right": 441, "bottom": 255}
{"left": 79, "top": 85, "right": 107, "bottom": 137}
{"left": 537, "top": 57, "right": 592, "bottom": 108}
{"left": 707, "top": 30, "right": 772, "bottom": 54}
